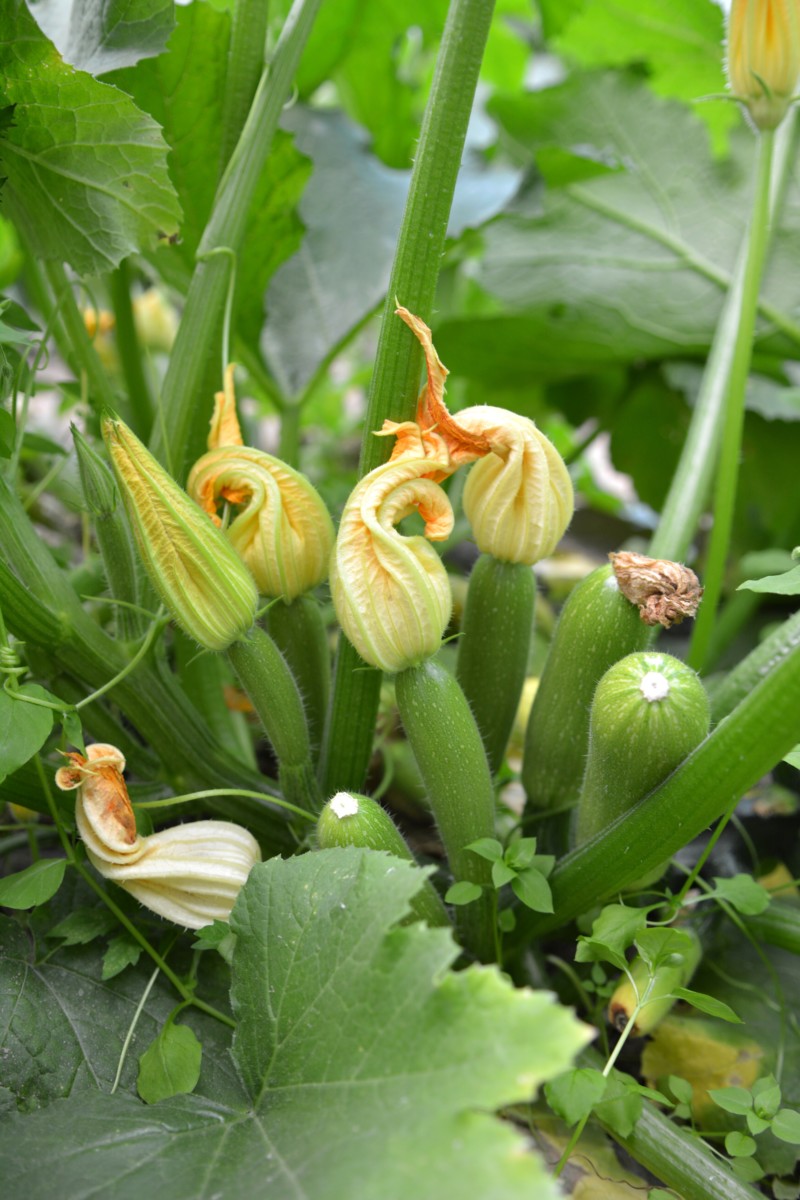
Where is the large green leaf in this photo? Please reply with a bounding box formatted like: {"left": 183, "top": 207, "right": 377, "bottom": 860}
{"left": 0, "top": 850, "right": 589, "bottom": 1198}
{"left": 554, "top": 0, "right": 734, "bottom": 154}
{"left": 26, "top": 0, "right": 175, "bottom": 74}
{"left": 262, "top": 107, "right": 521, "bottom": 397}
{"left": 0, "top": 876, "right": 240, "bottom": 1114}
{"left": 435, "top": 73, "right": 800, "bottom": 387}
{"left": 0, "top": 0, "right": 180, "bottom": 275}
{"left": 109, "top": 0, "right": 309, "bottom": 348}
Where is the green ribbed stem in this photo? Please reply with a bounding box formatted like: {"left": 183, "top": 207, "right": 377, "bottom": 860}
{"left": 522, "top": 565, "right": 649, "bottom": 815}
{"left": 227, "top": 626, "right": 321, "bottom": 813}
{"left": 266, "top": 594, "right": 330, "bottom": 760}
{"left": 688, "top": 131, "right": 775, "bottom": 670}
{"left": 579, "top": 1052, "right": 762, "bottom": 1200}
{"left": 707, "top": 606, "right": 800, "bottom": 723}
{"left": 395, "top": 658, "right": 496, "bottom": 963}
{"left": 108, "top": 258, "right": 154, "bottom": 439}
{"left": 218, "top": 0, "right": 271, "bottom": 172}
{"left": 322, "top": 0, "right": 497, "bottom": 795}
{"left": 41, "top": 260, "right": 118, "bottom": 414}
{"left": 744, "top": 903, "right": 800, "bottom": 955}
{"left": 316, "top": 792, "right": 449, "bottom": 929}
{"left": 456, "top": 555, "right": 535, "bottom": 775}
{"left": 150, "top": 0, "right": 322, "bottom": 476}
{"left": 174, "top": 631, "right": 256, "bottom": 769}
{"left": 509, "top": 624, "right": 800, "bottom": 949}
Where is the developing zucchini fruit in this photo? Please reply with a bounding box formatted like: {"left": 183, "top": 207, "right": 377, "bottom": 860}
{"left": 522, "top": 565, "right": 649, "bottom": 814}
{"left": 575, "top": 651, "right": 710, "bottom": 848}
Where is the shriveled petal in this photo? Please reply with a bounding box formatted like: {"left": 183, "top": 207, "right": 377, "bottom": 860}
{"left": 331, "top": 454, "right": 454, "bottom": 673}
{"left": 87, "top": 820, "right": 261, "bottom": 928}
{"left": 394, "top": 307, "right": 491, "bottom": 469}
{"left": 57, "top": 745, "right": 139, "bottom": 854}
{"left": 103, "top": 417, "right": 258, "bottom": 651}
{"left": 188, "top": 445, "right": 335, "bottom": 600}
{"left": 457, "top": 406, "right": 574, "bottom": 565}
{"left": 208, "top": 363, "right": 244, "bottom": 450}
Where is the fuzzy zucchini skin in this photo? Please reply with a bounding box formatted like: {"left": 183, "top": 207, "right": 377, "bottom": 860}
{"left": 316, "top": 792, "right": 449, "bottom": 928}
{"left": 575, "top": 651, "right": 710, "bottom": 848}
{"left": 522, "top": 565, "right": 649, "bottom": 813}
{"left": 456, "top": 554, "right": 535, "bottom": 775}
{"left": 266, "top": 594, "right": 331, "bottom": 761}
{"left": 395, "top": 658, "right": 496, "bottom": 962}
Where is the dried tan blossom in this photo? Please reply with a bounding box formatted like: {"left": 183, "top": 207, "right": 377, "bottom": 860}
{"left": 609, "top": 551, "right": 703, "bottom": 628}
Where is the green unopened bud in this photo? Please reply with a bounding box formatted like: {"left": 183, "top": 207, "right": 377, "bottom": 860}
{"left": 102, "top": 416, "right": 258, "bottom": 651}
{"left": 73, "top": 424, "right": 118, "bottom": 517}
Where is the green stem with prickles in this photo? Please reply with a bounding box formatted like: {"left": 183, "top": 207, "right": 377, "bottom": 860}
{"left": 266, "top": 594, "right": 330, "bottom": 761}
{"left": 321, "top": 0, "right": 497, "bottom": 796}
{"left": 395, "top": 657, "right": 496, "bottom": 962}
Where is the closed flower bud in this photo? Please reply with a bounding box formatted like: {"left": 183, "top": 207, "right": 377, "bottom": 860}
{"left": 330, "top": 452, "right": 454, "bottom": 673}
{"left": 73, "top": 424, "right": 118, "bottom": 518}
{"left": 102, "top": 415, "right": 258, "bottom": 650}
{"left": 187, "top": 368, "right": 334, "bottom": 600}
{"left": 727, "top": 0, "right": 800, "bottom": 129}
{"left": 55, "top": 744, "right": 260, "bottom": 929}
{"left": 457, "top": 407, "right": 574, "bottom": 565}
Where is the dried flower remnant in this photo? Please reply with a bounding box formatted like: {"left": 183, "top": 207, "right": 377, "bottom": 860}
{"left": 609, "top": 551, "right": 703, "bottom": 628}
{"left": 56, "top": 744, "right": 260, "bottom": 929}
{"left": 187, "top": 366, "right": 335, "bottom": 601}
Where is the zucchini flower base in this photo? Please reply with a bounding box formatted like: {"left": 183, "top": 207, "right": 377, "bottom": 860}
{"left": 102, "top": 416, "right": 258, "bottom": 651}
{"left": 55, "top": 744, "right": 260, "bottom": 929}
{"left": 188, "top": 366, "right": 334, "bottom": 601}
{"left": 727, "top": 0, "right": 800, "bottom": 129}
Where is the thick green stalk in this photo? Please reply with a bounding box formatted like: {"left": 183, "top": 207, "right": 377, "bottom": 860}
{"left": 42, "top": 260, "right": 118, "bottom": 414}
{"left": 649, "top": 117, "right": 796, "bottom": 564}
{"left": 150, "top": 0, "right": 322, "bottom": 477}
{"left": 108, "top": 258, "right": 154, "bottom": 438}
{"left": 509, "top": 625, "right": 800, "bottom": 947}
{"left": 689, "top": 132, "right": 775, "bottom": 670}
{"left": 266, "top": 594, "right": 330, "bottom": 760}
{"left": 322, "top": 0, "right": 497, "bottom": 794}
{"left": 707, "top": 606, "right": 800, "bottom": 722}
{"left": 219, "top": 0, "right": 271, "bottom": 173}
{"left": 226, "top": 626, "right": 321, "bottom": 813}
{"left": 395, "top": 658, "right": 496, "bottom": 962}
{"left": 456, "top": 555, "right": 535, "bottom": 775}
{"left": 744, "top": 904, "right": 800, "bottom": 955}
{"left": 579, "top": 1053, "right": 762, "bottom": 1200}
{"left": 173, "top": 631, "right": 256, "bottom": 769}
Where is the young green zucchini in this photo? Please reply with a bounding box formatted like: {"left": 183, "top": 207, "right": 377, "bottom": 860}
{"left": 575, "top": 651, "right": 710, "bottom": 848}
{"left": 522, "top": 565, "right": 649, "bottom": 814}
{"left": 456, "top": 554, "right": 536, "bottom": 775}
{"left": 316, "top": 791, "right": 449, "bottom": 928}
{"left": 395, "top": 658, "right": 496, "bottom": 962}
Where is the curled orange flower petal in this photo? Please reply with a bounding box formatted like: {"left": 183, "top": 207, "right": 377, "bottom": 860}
{"left": 208, "top": 363, "right": 245, "bottom": 450}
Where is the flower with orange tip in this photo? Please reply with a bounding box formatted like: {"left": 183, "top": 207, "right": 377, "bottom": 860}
{"left": 391, "top": 308, "right": 573, "bottom": 565}
{"left": 330, "top": 450, "right": 455, "bottom": 673}
{"left": 56, "top": 744, "right": 260, "bottom": 929}
{"left": 187, "top": 366, "right": 334, "bottom": 601}
{"left": 727, "top": 0, "right": 800, "bottom": 129}
{"left": 456, "top": 406, "right": 574, "bottom": 565}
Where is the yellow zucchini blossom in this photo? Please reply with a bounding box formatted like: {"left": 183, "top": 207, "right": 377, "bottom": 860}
{"left": 103, "top": 415, "right": 258, "bottom": 651}
{"left": 187, "top": 366, "right": 334, "bottom": 601}
{"left": 395, "top": 307, "right": 573, "bottom": 565}
{"left": 330, "top": 428, "right": 456, "bottom": 673}
{"left": 727, "top": 0, "right": 800, "bottom": 129}
{"left": 457, "top": 405, "right": 574, "bottom": 565}
{"left": 55, "top": 744, "right": 260, "bottom": 929}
